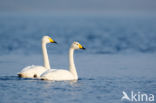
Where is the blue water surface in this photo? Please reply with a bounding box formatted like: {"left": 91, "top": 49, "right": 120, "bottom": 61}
{"left": 0, "top": 13, "right": 156, "bottom": 103}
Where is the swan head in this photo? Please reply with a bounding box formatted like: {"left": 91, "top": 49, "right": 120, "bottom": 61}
{"left": 71, "top": 42, "right": 85, "bottom": 50}
{"left": 42, "top": 36, "right": 56, "bottom": 44}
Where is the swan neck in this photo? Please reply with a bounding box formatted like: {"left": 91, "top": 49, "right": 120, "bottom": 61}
{"left": 42, "top": 42, "right": 51, "bottom": 69}
{"left": 69, "top": 48, "right": 78, "bottom": 79}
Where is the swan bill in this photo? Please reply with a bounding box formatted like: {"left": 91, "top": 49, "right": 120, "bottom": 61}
{"left": 79, "top": 44, "right": 85, "bottom": 50}
{"left": 81, "top": 47, "right": 85, "bottom": 50}
{"left": 52, "top": 41, "right": 57, "bottom": 44}
{"left": 49, "top": 38, "right": 57, "bottom": 43}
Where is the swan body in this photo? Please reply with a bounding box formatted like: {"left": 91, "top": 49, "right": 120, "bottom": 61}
{"left": 17, "top": 36, "right": 56, "bottom": 78}
{"left": 41, "top": 69, "right": 75, "bottom": 80}
{"left": 18, "top": 65, "right": 48, "bottom": 78}
{"left": 41, "top": 42, "right": 85, "bottom": 81}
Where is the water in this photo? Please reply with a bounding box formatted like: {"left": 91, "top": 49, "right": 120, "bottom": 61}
{"left": 0, "top": 13, "right": 156, "bottom": 103}
{"left": 0, "top": 14, "right": 156, "bottom": 55}
{"left": 0, "top": 76, "right": 155, "bottom": 103}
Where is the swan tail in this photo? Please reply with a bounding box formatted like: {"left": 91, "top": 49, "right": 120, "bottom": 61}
{"left": 33, "top": 74, "right": 37, "bottom": 78}
{"left": 18, "top": 73, "right": 23, "bottom": 77}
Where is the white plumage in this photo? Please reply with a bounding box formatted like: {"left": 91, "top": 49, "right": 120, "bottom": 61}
{"left": 40, "top": 41, "right": 85, "bottom": 81}
{"left": 17, "top": 36, "right": 56, "bottom": 78}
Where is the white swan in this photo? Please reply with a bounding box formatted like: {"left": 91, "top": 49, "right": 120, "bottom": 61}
{"left": 40, "top": 42, "right": 85, "bottom": 81}
{"left": 17, "top": 36, "right": 56, "bottom": 78}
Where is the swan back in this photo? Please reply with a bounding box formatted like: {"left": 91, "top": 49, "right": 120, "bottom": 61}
{"left": 18, "top": 66, "right": 47, "bottom": 78}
